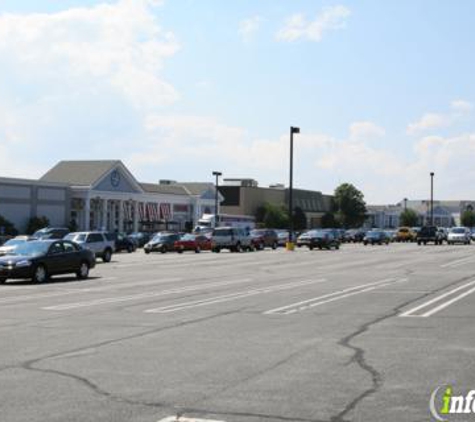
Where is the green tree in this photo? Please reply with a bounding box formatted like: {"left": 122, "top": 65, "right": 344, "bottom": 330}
{"left": 0, "top": 215, "right": 18, "bottom": 236}
{"left": 461, "top": 210, "right": 475, "bottom": 228}
{"left": 321, "top": 212, "right": 339, "bottom": 229}
{"left": 255, "top": 202, "right": 289, "bottom": 229}
{"left": 26, "top": 216, "right": 50, "bottom": 235}
{"left": 399, "top": 208, "right": 419, "bottom": 227}
{"left": 333, "top": 183, "right": 367, "bottom": 228}
{"left": 293, "top": 207, "right": 307, "bottom": 231}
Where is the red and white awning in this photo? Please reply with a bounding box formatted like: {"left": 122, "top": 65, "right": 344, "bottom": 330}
{"left": 160, "top": 203, "right": 172, "bottom": 221}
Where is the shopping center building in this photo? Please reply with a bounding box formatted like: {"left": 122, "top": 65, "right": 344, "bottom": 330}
{"left": 0, "top": 160, "right": 221, "bottom": 233}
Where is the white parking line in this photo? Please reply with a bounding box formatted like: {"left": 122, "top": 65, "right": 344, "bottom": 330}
{"left": 144, "top": 279, "right": 327, "bottom": 313}
{"left": 400, "top": 280, "right": 475, "bottom": 317}
{"left": 42, "top": 278, "right": 254, "bottom": 311}
{"left": 157, "top": 417, "right": 226, "bottom": 422}
{"left": 264, "top": 278, "right": 408, "bottom": 315}
{"left": 440, "top": 256, "right": 475, "bottom": 268}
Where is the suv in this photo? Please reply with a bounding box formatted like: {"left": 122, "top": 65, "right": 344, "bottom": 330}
{"left": 211, "top": 227, "right": 252, "bottom": 252}
{"left": 250, "top": 229, "right": 279, "bottom": 250}
{"left": 32, "top": 227, "right": 70, "bottom": 240}
{"left": 447, "top": 227, "right": 471, "bottom": 245}
{"left": 64, "top": 232, "right": 115, "bottom": 262}
{"left": 416, "top": 226, "right": 444, "bottom": 245}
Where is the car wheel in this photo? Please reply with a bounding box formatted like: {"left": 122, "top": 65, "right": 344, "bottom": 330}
{"left": 195, "top": 246, "right": 201, "bottom": 253}
{"left": 309, "top": 245, "right": 314, "bottom": 251}
{"left": 76, "top": 261, "right": 90, "bottom": 280}
{"left": 144, "top": 249, "right": 150, "bottom": 254}
{"left": 0, "top": 277, "right": 6, "bottom": 284}
{"left": 127, "top": 245, "right": 134, "bottom": 253}
{"left": 335, "top": 244, "right": 340, "bottom": 250}
{"left": 272, "top": 242, "right": 277, "bottom": 250}
{"left": 160, "top": 246, "right": 167, "bottom": 254}
{"left": 236, "top": 243, "right": 242, "bottom": 253}
{"left": 33, "top": 265, "right": 48, "bottom": 283}
{"left": 213, "top": 248, "right": 220, "bottom": 253}
{"left": 102, "top": 249, "right": 112, "bottom": 263}
{"left": 177, "top": 249, "right": 183, "bottom": 254}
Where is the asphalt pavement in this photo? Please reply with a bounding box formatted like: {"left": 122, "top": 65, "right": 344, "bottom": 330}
{"left": 1, "top": 243, "right": 475, "bottom": 422}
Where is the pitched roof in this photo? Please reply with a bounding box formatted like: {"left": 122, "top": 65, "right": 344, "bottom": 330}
{"left": 140, "top": 182, "right": 189, "bottom": 196}
{"left": 40, "top": 160, "right": 120, "bottom": 186}
{"left": 179, "top": 182, "right": 215, "bottom": 196}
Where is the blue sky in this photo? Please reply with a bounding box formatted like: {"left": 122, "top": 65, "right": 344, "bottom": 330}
{"left": 0, "top": 0, "right": 474, "bottom": 203}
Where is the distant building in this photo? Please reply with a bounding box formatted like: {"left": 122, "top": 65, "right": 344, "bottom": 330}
{"left": 365, "top": 199, "right": 475, "bottom": 228}
{"left": 0, "top": 160, "right": 221, "bottom": 233}
{"left": 218, "top": 178, "right": 333, "bottom": 228}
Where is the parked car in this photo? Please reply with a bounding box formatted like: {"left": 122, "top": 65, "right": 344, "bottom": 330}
{"left": 0, "top": 236, "right": 32, "bottom": 256}
{"left": 395, "top": 227, "right": 415, "bottom": 242}
{"left": 64, "top": 232, "right": 115, "bottom": 262}
{"left": 31, "top": 227, "right": 70, "bottom": 240}
{"left": 471, "top": 228, "right": 475, "bottom": 241}
{"left": 250, "top": 229, "right": 279, "bottom": 250}
{"left": 174, "top": 233, "right": 212, "bottom": 253}
{"left": 298, "top": 230, "right": 340, "bottom": 250}
{"left": 363, "top": 230, "right": 390, "bottom": 245}
{"left": 0, "top": 239, "right": 95, "bottom": 284}
{"left": 276, "top": 230, "right": 289, "bottom": 247}
{"left": 144, "top": 232, "right": 181, "bottom": 254}
{"left": 211, "top": 227, "right": 252, "bottom": 252}
{"left": 127, "top": 232, "right": 152, "bottom": 248}
{"left": 385, "top": 230, "right": 397, "bottom": 242}
{"left": 416, "top": 226, "right": 444, "bottom": 245}
{"left": 105, "top": 232, "right": 137, "bottom": 253}
{"left": 447, "top": 227, "right": 471, "bottom": 245}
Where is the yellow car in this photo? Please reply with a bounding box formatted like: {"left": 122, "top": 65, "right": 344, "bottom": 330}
{"left": 395, "top": 227, "right": 415, "bottom": 242}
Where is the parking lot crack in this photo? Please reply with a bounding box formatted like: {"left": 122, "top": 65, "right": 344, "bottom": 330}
{"left": 330, "top": 274, "right": 475, "bottom": 421}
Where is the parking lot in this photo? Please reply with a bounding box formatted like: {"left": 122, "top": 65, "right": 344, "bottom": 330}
{"left": 1, "top": 243, "right": 475, "bottom": 422}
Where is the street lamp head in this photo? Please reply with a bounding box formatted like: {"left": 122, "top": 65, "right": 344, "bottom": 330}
{"left": 212, "top": 171, "right": 222, "bottom": 177}
{"left": 291, "top": 127, "right": 300, "bottom": 134}
{"left": 430, "top": 172, "right": 434, "bottom": 177}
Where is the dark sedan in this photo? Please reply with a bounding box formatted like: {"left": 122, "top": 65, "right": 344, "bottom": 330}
{"left": 0, "top": 240, "right": 96, "bottom": 284}
{"left": 363, "top": 231, "right": 390, "bottom": 245}
{"left": 144, "top": 232, "right": 181, "bottom": 254}
{"left": 297, "top": 230, "right": 340, "bottom": 250}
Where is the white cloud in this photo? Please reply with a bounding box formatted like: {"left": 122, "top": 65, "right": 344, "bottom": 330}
{"left": 451, "top": 99, "right": 473, "bottom": 114}
{"left": 349, "top": 121, "right": 385, "bottom": 141}
{"left": 407, "top": 99, "right": 473, "bottom": 135}
{"left": 276, "top": 5, "right": 351, "bottom": 43}
{"left": 238, "top": 16, "right": 262, "bottom": 42}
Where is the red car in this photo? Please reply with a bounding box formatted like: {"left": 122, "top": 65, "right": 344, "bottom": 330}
{"left": 174, "top": 234, "right": 212, "bottom": 253}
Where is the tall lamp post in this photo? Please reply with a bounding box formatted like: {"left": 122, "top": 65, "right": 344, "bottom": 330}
{"left": 288, "top": 126, "right": 300, "bottom": 250}
{"left": 404, "top": 198, "right": 408, "bottom": 211}
{"left": 430, "top": 172, "right": 434, "bottom": 226}
{"left": 212, "top": 171, "right": 222, "bottom": 227}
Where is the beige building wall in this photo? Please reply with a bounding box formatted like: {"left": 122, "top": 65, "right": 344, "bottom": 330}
{"left": 221, "top": 187, "right": 285, "bottom": 216}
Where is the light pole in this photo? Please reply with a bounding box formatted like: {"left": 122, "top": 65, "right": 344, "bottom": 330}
{"left": 212, "top": 171, "right": 222, "bottom": 226}
{"left": 288, "top": 126, "right": 300, "bottom": 249}
{"left": 430, "top": 172, "right": 434, "bottom": 226}
{"left": 404, "top": 198, "right": 408, "bottom": 211}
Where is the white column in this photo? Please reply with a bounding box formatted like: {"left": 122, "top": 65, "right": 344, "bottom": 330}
{"left": 118, "top": 200, "right": 124, "bottom": 233}
{"left": 84, "top": 197, "right": 91, "bottom": 231}
{"left": 133, "top": 201, "right": 139, "bottom": 232}
{"left": 102, "top": 199, "right": 108, "bottom": 231}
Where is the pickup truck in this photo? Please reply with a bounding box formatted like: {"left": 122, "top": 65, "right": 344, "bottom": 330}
{"left": 64, "top": 232, "right": 115, "bottom": 262}
{"left": 416, "top": 226, "right": 444, "bottom": 245}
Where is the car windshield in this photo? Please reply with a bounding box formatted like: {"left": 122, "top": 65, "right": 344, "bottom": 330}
{"left": 32, "top": 229, "right": 48, "bottom": 237}
{"left": 64, "top": 234, "right": 86, "bottom": 242}
{"left": 368, "top": 231, "right": 382, "bottom": 237}
{"left": 3, "top": 239, "right": 25, "bottom": 247}
{"left": 213, "top": 229, "right": 232, "bottom": 237}
{"left": 309, "top": 231, "right": 326, "bottom": 238}
{"left": 180, "top": 234, "right": 195, "bottom": 241}
{"left": 9, "top": 241, "right": 50, "bottom": 257}
{"left": 451, "top": 228, "right": 465, "bottom": 234}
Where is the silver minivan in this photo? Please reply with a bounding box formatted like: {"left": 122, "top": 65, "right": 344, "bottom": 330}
{"left": 211, "top": 227, "right": 252, "bottom": 252}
